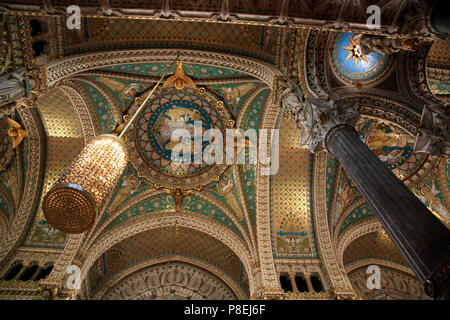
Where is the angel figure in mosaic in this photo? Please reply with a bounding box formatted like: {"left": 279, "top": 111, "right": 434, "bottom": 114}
{"left": 162, "top": 62, "right": 196, "bottom": 90}
{"left": 109, "top": 174, "right": 142, "bottom": 213}
{"left": 219, "top": 83, "right": 255, "bottom": 111}
{"left": 215, "top": 177, "right": 244, "bottom": 220}
{"left": 417, "top": 182, "right": 450, "bottom": 224}
{"left": 276, "top": 235, "right": 309, "bottom": 255}
{"left": 334, "top": 180, "right": 357, "bottom": 224}
{"left": 97, "top": 77, "right": 142, "bottom": 106}
{"left": 164, "top": 187, "right": 192, "bottom": 212}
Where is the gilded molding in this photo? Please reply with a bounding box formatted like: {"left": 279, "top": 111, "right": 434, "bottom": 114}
{"left": 256, "top": 90, "right": 281, "bottom": 288}
{"left": 45, "top": 49, "right": 280, "bottom": 87}
{"left": 336, "top": 217, "right": 383, "bottom": 268}
{"left": 333, "top": 198, "right": 367, "bottom": 243}
{"left": 56, "top": 80, "right": 101, "bottom": 136}
{"left": 312, "top": 151, "right": 356, "bottom": 297}
{"left": 232, "top": 165, "right": 257, "bottom": 250}
{"left": 345, "top": 258, "right": 415, "bottom": 276}
{"left": 70, "top": 76, "right": 122, "bottom": 124}
{"left": 93, "top": 256, "right": 247, "bottom": 300}
{"left": 56, "top": 84, "right": 97, "bottom": 142}
{"left": 0, "top": 107, "right": 45, "bottom": 269}
{"left": 78, "top": 212, "right": 256, "bottom": 294}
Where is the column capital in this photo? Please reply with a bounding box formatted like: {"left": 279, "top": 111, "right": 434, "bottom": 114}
{"left": 283, "top": 93, "right": 359, "bottom": 153}
{"left": 414, "top": 105, "right": 450, "bottom": 157}
{"left": 287, "top": 271, "right": 296, "bottom": 277}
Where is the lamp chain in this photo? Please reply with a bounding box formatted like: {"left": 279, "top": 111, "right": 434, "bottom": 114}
{"left": 118, "top": 54, "right": 180, "bottom": 139}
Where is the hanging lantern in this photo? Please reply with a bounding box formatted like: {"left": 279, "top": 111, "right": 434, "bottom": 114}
{"left": 43, "top": 134, "right": 128, "bottom": 234}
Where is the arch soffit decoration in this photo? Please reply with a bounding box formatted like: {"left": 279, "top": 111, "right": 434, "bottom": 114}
{"left": 345, "top": 258, "right": 416, "bottom": 276}
{"left": 336, "top": 216, "right": 383, "bottom": 268}
{"left": 83, "top": 189, "right": 256, "bottom": 261}
{"left": 55, "top": 84, "right": 98, "bottom": 142}
{"left": 0, "top": 107, "right": 46, "bottom": 266}
{"left": 78, "top": 213, "right": 255, "bottom": 293}
{"left": 312, "top": 151, "right": 356, "bottom": 295}
{"left": 93, "top": 256, "right": 247, "bottom": 300}
{"left": 337, "top": 221, "right": 419, "bottom": 287}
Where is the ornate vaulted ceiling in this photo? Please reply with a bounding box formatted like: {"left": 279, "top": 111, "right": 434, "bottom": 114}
{"left": 0, "top": 3, "right": 448, "bottom": 300}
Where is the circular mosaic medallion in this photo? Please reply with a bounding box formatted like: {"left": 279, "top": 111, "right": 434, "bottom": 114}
{"left": 127, "top": 86, "right": 232, "bottom": 189}
{"left": 331, "top": 32, "right": 392, "bottom": 85}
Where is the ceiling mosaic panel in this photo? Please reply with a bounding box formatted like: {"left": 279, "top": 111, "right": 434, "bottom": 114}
{"left": 428, "top": 79, "right": 450, "bottom": 103}
{"left": 100, "top": 63, "right": 251, "bottom": 78}
{"left": 24, "top": 137, "right": 83, "bottom": 248}
{"left": 136, "top": 88, "right": 223, "bottom": 176}
{"left": 356, "top": 117, "right": 427, "bottom": 181}
{"left": 88, "top": 226, "right": 248, "bottom": 297}
{"left": 332, "top": 32, "right": 392, "bottom": 85}
{"left": 240, "top": 88, "right": 269, "bottom": 229}
{"left": 205, "top": 168, "right": 246, "bottom": 224}
{"left": 106, "top": 193, "right": 242, "bottom": 239}
{"left": 79, "top": 81, "right": 118, "bottom": 134}
{"left": 270, "top": 116, "right": 316, "bottom": 258}
{"left": 37, "top": 88, "right": 82, "bottom": 138}
{"left": 343, "top": 231, "right": 408, "bottom": 268}
{"left": 77, "top": 62, "right": 270, "bottom": 242}
{"left": 211, "top": 82, "right": 262, "bottom": 116}
{"left": 105, "top": 164, "right": 152, "bottom": 216}
{"left": 332, "top": 172, "right": 363, "bottom": 230}
{"left": 61, "top": 17, "right": 278, "bottom": 63}
{"left": 93, "top": 76, "right": 147, "bottom": 113}
{"left": 427, "top": 39, "right": 450, "bottom": 68}
{"left": 127, "top": 85, "right": 232, "bottom": 190}
{"left": 428, "top": 79, "right": 450, "bottom": 95}
{"left": 24, "top": 88, "right": 85, "bottom": 248}
{"left": 338, "top": 203, "right": 374, "bottom": 236}
{"left": 413, "top": 162, "right": 450, "bottom": 228}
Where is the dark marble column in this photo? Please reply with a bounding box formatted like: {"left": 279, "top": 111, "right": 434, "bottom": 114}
{"left": 326, "top": 124, "right": 450, "bottom": 300}
{"left": 430, "top": 0, "right": 450, "bottom": 35}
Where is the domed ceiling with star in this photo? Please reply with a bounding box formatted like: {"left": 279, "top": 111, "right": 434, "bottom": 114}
{"left": 332, "top": 32, "right": 392, "bottom": 85}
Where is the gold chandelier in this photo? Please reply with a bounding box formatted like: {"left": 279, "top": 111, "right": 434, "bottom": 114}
{"left": 43, "top": 57, "right": 178, "bottom": 234}
{"left": 43, "top": 135, "right": 128, "bottom": 233}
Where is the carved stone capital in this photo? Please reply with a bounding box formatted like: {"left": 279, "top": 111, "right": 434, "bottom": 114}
{"left": 296, "top": 99, "right": 359, "bottom": 153}
{"left": 414, "top": 105, "right": 450, "bottom": 157}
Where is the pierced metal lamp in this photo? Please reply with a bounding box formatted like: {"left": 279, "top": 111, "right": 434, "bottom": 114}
{"left": 43, "top": 57, "right": 178, "bottom": 234}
